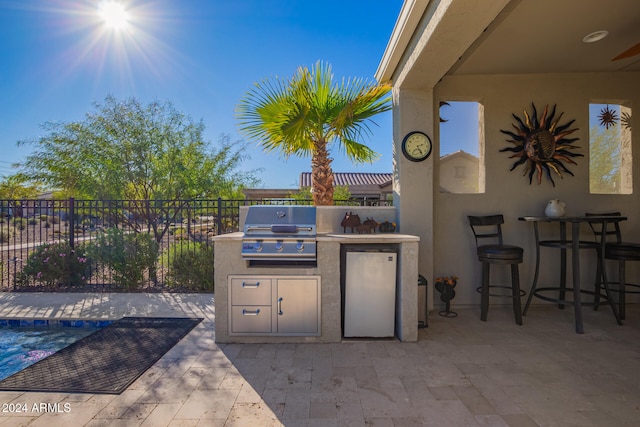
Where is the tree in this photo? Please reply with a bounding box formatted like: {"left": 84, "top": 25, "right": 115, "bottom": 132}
{"left": 0, "top": 174, "right": 42, "bottom": 200}
{"left": 19, "top": 96, "right": 257, "bottom": 200}
{"left": 236, "top": 61, "right": 391, "bottom": 205}
{"left": 589, "top": 125, "right": 621, "bottom": 193}
{"left": 17, "top": 96, "right": 259, "bottom": 241}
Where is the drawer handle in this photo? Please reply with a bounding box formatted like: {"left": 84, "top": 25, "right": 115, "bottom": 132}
{"left": 242, "top": 309, "right": 261, "bottom": 316}
{"left": 242, "top": 281, "right": 260, "bottom": 288}
{"left": 277, "top": 297, "right": 283, "bottom": 315}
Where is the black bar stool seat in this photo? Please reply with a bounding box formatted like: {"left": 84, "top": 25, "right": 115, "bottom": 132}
{"left": 468, "top": 215, "right": 525, "bottom": 325}
{"left": 606, "top": 242, "right": 640, "bottom": 260}
{"left": 587, "top": 212, "right": 640, "bottom": 320}
{"left": 477, "top": 244, "right": 523, "bottom": 262}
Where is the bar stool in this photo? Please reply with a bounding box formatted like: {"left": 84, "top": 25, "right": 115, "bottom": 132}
{"left": 468, "top": 215, "right": 525, "bottom": 325}
{"left": 587, "top": 212, "right": 640, "bottom": 320}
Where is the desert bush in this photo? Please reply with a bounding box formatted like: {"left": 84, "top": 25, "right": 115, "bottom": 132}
{"left": 87, "top": 228, "right": 159, "bottom": 290}
{"left": 12, "top": 217, "right": 27, "bottom": 230}
{"left": 17, "top": 242, "right": 91, "bottom": 289}
{"left": 0, "top": 228, "right": 12, "bottom": 243}
{"left": 171, "top": 226, "right": 186, "bottom": 237}
{"left": 161, "top": 241, "right": 214, "bottom": 291}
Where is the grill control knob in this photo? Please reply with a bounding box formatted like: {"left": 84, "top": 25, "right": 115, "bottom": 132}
{"left": 296, "top": 240, "right": 305, "bottom": 252}
{"left": 254, "top": 242, "right": 263, "bottom": 252}
{"left": 275, "top": 241, "right": 284, "bottom": 252}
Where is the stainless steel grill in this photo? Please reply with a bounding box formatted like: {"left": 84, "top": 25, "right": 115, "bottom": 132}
{"left": 241, "top": 205, "right": 317, "bottom": 262}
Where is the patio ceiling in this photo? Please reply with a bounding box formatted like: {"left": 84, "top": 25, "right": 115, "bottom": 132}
{"left": 377, "top": 0, "right": 640, "bottom": 88}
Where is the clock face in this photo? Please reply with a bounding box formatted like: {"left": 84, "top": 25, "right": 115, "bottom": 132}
{"left": 402, "top": 131, "right": 432, "bottom": 162}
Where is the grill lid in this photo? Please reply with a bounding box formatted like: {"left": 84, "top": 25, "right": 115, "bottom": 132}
{"left": 243, "top": 205, "right": 316, "bottom": 236}
{"left": 242, "top": 205, "right": 317, "bottom": 262}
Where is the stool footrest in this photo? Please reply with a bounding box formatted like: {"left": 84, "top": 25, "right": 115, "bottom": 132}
{"left": 597, "top": 281, "right": 640, "bottom": 294}
{"left": 476, "top": 285, "right": 526, "bottom": 298}
{"left": 532, "top": 287, "right": 610, "bottom": 306}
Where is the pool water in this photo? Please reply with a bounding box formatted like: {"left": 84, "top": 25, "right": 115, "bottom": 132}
{"left": 0, "top": 320, "right": 111, "bottom": 381}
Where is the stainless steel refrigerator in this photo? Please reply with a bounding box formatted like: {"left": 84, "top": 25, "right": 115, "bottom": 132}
{"left": 343, "top": 249, "right": 397, "bottom": 338}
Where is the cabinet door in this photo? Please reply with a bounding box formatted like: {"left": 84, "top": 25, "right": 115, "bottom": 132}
{"left": 276, "top": 278, "right": 320, "bottom": 335}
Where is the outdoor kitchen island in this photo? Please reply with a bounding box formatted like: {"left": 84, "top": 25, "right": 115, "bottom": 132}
{"left": 213, "top": 206, "right": 420, "bottom": 344}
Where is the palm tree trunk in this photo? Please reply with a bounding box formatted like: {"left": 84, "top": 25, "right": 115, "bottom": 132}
{"left": 311, "top": 140, "right": 334, "bottom": 206}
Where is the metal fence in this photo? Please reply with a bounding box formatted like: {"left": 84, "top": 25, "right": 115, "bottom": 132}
{"left": 0, "top": 197, "right": 388, "bottom": 291}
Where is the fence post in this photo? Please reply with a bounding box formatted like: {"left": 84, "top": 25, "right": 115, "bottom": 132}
{"left": 146, "top": 199, "right": 152, "bottom": 234}
{"left": 216, "top": 197, "right": 222, "bottom": 235}
{"left": 69, "top": 197, "right": 75, "bottom": 249}
{"left": 186, "top": 201, "right": 192, "bottom": 236}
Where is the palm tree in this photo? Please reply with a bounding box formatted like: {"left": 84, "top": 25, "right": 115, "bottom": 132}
{"left": 236, "top": 61, "right": 391, "bottom": 205}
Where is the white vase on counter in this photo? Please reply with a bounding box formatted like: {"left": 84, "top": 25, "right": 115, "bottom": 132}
{"left": 544, "top": 199, "right": 566, "bottom": 217}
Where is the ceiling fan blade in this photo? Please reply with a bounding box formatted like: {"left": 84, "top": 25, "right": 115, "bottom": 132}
{"left": 612, "top": 42, "right": 640, "bottom": 61}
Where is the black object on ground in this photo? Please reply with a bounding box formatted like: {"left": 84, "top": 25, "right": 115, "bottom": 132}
{"left": 0, "top": 317, "right": 202, "bottom": 394}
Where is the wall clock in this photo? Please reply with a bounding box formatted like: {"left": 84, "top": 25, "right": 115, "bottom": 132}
{"left": 402, "top": 131, "right": 432, "bottom": 162}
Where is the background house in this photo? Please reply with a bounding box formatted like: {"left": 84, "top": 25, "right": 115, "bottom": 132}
{"left": 243, "top": 172, "right": 393, "bottom": 203}
{"left": 299, "top": 172, "right": 392, "bottom": 202}
{"left": 439, "top": 150, "right": 479, "bottom": 193}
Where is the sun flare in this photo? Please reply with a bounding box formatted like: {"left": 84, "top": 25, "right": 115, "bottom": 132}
{"left": 99, "top": 1, "right": 130, "bottom": 30}
{"left": 22, "top": 0, "right": 183, "bottom": 91}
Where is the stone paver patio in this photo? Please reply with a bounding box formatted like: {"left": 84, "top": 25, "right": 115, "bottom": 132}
{"left": 0, "top": 293, "right": 639, "bottom": 426}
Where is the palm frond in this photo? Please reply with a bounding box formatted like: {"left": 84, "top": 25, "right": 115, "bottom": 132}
{"left": 235, "top": 61, "right": 391, "bottom": 204}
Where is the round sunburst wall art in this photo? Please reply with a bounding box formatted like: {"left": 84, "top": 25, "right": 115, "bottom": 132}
{"left": 500, "top": 103, "right": 583, "bottom": 187}
{"left": 599, "top": 105, "right": 618, "bottom": 129}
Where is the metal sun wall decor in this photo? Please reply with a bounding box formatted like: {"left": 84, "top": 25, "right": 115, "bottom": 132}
{"left": 599, "top": 105, "right": 618, "bottom": 129}
{"left": 500, "top": 103, "right": 583, "bottom": 187}
{"left": 597, "top": 105, "right": 632, "bottom": 131}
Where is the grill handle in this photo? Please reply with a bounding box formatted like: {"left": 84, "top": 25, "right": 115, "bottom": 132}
{"left": 245, "top": 226, "right": 273, "bottom": 232}
{"left": 245, "top": 225, "right": 314, "bottom": 233}
{"left": 271, "top": 225, "right": 298, "bottom": 233}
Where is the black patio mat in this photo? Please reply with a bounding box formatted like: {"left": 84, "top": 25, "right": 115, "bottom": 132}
{"left": 0, "top": 317, "right": 202, "bottom": 394}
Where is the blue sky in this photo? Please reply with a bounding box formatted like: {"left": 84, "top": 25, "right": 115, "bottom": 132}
{"left": 0, "top": 1, "right": 403, "bottom": 189}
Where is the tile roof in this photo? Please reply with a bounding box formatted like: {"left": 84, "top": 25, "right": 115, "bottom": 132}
{"left": 299, "top": 172, "right": 392, "bottom": 188}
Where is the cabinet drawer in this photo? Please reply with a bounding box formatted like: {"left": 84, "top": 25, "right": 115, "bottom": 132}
{"left": 231, "top": 306, "right": 272, "bottom": 333}
{"left": 231, "top": 278, "right": 272, "bottom": 305}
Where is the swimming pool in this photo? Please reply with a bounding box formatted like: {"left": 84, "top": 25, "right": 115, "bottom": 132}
{"left": 0, "top": 320, "right": 112, "bottom": 381}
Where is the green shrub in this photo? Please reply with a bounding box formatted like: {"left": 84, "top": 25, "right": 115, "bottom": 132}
{"left": 87, "top": 228, "right": 159, "bottom": 290}
{"left": 171, "top": 226, "right": 186, "bottom": 236}
{"left": 17, "top": 242, "right": 91, "bottom": 288}
{"left": 0, "top": 228, "right": 12, "bottom": 243}
{"left": 12, "top": 217, "right": 27, "bottom": 230}
{"left": 161, "top": 242, "right": 214, "bottom": 291}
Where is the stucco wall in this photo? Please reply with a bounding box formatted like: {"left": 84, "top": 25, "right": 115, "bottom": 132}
{"left": 418, "top": 72, "right": 640, "bottom": 307}
{"left": 394, "top": 89, "right": 435, "bottom": 307}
